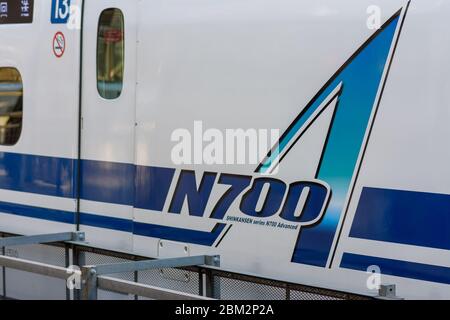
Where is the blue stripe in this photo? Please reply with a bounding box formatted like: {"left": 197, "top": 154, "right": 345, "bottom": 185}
{"left": 0, "top": 153, "right": 170, "bottom": 208}
{"left": 0, "top": 201, "right": 75, "bottom": 224}
{"left": 0, "top": 201, "right": 225, "bottom": 246}
{"left": 79, "top": 212, "right": 133, "bottom": 233}
{"left": 80, "top": 159, "right": 135, "bottom": 206}
{"left": 135, "top": 166, "right": 176, "bottom": 211}
{"left": 350, "top": 187, "right": 450, "bottom": 250}
{"left": 0, "top": 152, "right": 77, "bottom": 199}
{"left": 341, "top": 253, "right": 450, "bottom": 285}
{"left": 0, "top": 152, "right": 137, "bottom": 206}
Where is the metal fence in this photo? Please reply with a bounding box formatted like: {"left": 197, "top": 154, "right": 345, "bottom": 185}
{"left": 0, "top": 232, "right": 370, "bottom": 300}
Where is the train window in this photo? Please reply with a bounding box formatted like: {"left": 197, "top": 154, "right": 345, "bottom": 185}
{"left": 0, "top": 68, "right": 23, "bottom": 146}
{"left": 97, "top": 8, "right": 124, "bottom": 100}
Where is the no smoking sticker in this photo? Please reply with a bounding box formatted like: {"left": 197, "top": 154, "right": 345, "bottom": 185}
{"left": 53, "top": 32, "right": 66, "bottom": 58}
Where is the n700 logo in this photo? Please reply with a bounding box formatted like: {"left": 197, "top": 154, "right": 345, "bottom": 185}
{"left": 142, "top": 168, "right": 330, "bottom": 227}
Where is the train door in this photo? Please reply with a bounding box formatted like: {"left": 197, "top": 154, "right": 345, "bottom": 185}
{"left": 80, "top": 1, "right": 138, "bottom": 250}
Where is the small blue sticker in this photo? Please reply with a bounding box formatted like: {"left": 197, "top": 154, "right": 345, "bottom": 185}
{"left": 51, "top": 0, "right": 71, "bottom": 24}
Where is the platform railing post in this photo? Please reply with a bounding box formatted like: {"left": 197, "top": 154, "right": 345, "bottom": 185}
{"left": 81, "top": 266, "right": 98, "bottom": 300}
{"left": 205, "top": 269, "right": 219, "bottom": 299}
{"left": 65, "top": 244, "right": 70, "bottom": 301}
{"left": 1, "top": 238, "right": 5, "bottom": 299}
{"left": 72, "top": 246, "right": 82, "bottom": 301}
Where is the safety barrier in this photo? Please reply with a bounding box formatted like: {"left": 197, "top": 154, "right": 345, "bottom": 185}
{"left": 0, "top": 231, "right": 373, "bottom": 300}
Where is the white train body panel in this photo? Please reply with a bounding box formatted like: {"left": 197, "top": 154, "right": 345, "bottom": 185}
{"left": 0, "top": 0, "right": 449, "bottom": 299}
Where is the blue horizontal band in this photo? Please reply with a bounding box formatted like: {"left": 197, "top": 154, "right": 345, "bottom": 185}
{"left": 341, "top": 253, "right": 450, "bottom": 285}
{"left": 350, "top": 187, "right": 450, "bottom": 250}
{"left": 79, "top": 212, "right": 133, "bottom": 233}
{"left": 79, "top": 159, "right": 135, "bottom": 206}
{"left": 0, "top": 201, "right": 224, "bottom": 246}
{"left": 0, "top": 152, "right": 77, "bottom": 199}
{"left": 0, "top": 201, "right": 75, "bottom": 224}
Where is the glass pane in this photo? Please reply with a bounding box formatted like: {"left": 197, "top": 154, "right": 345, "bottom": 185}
{"left": 0, "top": 68, "right": 23, "bottom": 145}
{"left": 97, "top": 8, "right": 124, "bottom": 100}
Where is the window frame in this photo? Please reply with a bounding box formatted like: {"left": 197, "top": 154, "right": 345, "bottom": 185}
{"left": 0, "top": 67, "right": 23, "bottom": 146}
{"left": 96, "top": 7, "right": 125, "bottom": 100}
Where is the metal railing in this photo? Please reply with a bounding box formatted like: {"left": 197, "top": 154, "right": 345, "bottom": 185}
{"left": 0, "top": 231, "right": 372, "bottom": 300}
{"left": 81, "top": 255, "right": 220, "bottom": 300}
{"left": 0, "top": 254, "right": 214, "bottom": 300}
